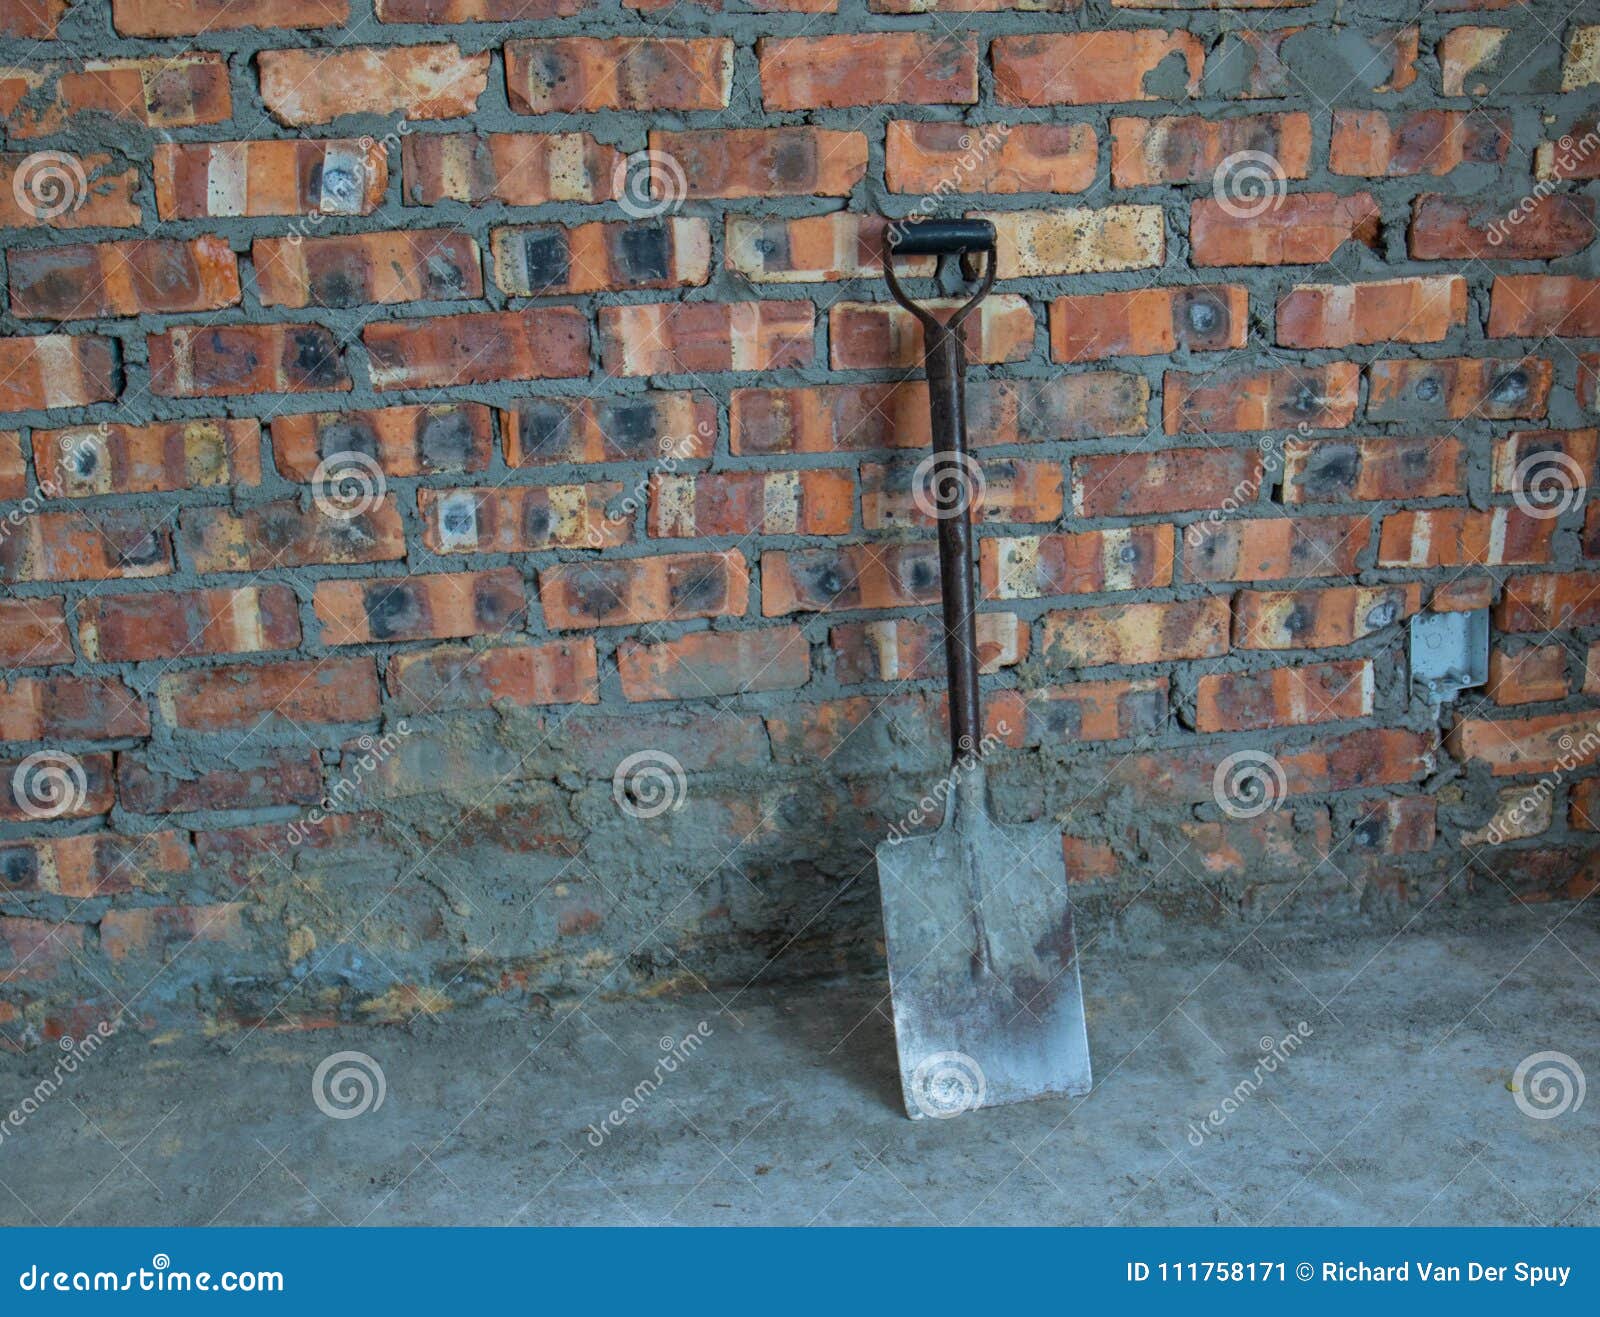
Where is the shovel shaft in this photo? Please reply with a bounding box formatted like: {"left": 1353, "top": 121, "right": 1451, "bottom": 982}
{"left": 924, "top": 327, "right": 982, "bottom": 767}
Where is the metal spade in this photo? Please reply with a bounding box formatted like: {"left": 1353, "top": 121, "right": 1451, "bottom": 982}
{"left": 875, "top": 218, "right": 1091, "bottom": 1119}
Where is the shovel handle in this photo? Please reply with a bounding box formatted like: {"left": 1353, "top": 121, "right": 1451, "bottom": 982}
{"left": 883, "top": 224, "right": 997, "bottom": 768}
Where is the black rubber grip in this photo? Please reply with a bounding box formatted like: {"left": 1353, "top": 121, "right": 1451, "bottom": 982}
{"left": 887, "top": 219, "right": 996, "bottom": 256}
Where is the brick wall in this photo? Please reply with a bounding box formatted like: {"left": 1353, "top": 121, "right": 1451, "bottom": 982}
{"left": 2, "top": 0, "right": 1598, "bottom": 1044}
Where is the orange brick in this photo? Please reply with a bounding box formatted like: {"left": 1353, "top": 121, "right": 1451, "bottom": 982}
{"left": 503, "top": 393, "right": 716, "bottom": 467}
{"left": 759, "top": 33, "right": 977, "bottom": 109}
{"left": 980, "top": 206, "right": 1164, "bottom": 278}
{"left": 1330, "top": 109, "right": 1511, "bottom": 176}
{"left": 1164, "top": 362, "right": 1360, "bottom": 434}
{"left": 376, "top": 0, "right": 591, "bottom": 15}
{"left": 1490, "top": 428, "right": 1599, "bottom": 498}
{"left": 1451, "top": 711, "right": 1600, "bottom": 777}
{"left": 726, "top": 214, "right": 924, "bottom": 283}
{"left": 154, "top": 139, "right": 386, "bottom": 219}
{"left": 1073, "top": 447, "right": 1262, "bottom": 518}
{"left": 1111, "top": 112, "right": 1311, "bottom": 186}
{"left": 2, "top": 0, "right": 69, "bottom": 36}
{"left": 388, "top": 639, "right": 599, "bottom": 712}
{"left": 32, "top": 419, "right": 258, "bottom": 498}
{"left": 1488, "top": 275, "right": 1600, "bottom": 339}
{"left": 649, "top": 470, "right": 854, "bottom": 537}
{"left": 542, "top": 551, "right": 749, "bottom": 628}
{"left": 77, "top": 586, "right": 299, "bottom": 662}
{"left": 861, "top": 457, "right": 1062, "bottom": 527}
{"left": 993, "top": 31, "right": 1203, "bottom": 105}
{"left": 0, "top": 335, "right": 119, "bottom": 413}
{"left": 9, "top": 236, "right": 240, "bottom": 320}
{"left": 829, "top": 297, "right": 1033, "bottom": 369}
{"left": 0, "top": 675, "right": 148, "bottom": 741}
{"left": 402, "top": 131, "right": 620, "bottom": 205}
{"left": 1236, "top": 584, "right": 1422, "bottom": 650}
{"left": 315, "top": 568, "right": 528, "bottom": 645}
{"left": 1191, "top": 191, "right": 1381, "bottom": 266}
{"left": 1366, "top": 356, "right": 1551, "bottom": 422}
{"left": 273, "top": 405, "right": 493, "bottom": 480}
{"left": 886, "top": 121, "right": 1095, "bottom": 194}
{"left": 364, "top": 308, "right": 589, "bottom": 390}
{"left": 177, "top": 499, "right": 403, "bottom": 573}
{"left": 1497, "top": 572, "right": 1600, "bottom": 632}
{"left": 253, "top": 230, "right": 482, "bottom": 308}
{"left": 618, "top": 626, "right": 810, "bottom": 701}
{"left": 259, "top": 44, "right": 488, "bottom": 125}
{"left": 0, "top": 832, "right": 188, "bottom": 899}
{"left": 507, "top": 38, "right": 732, "bottom": 112}
{"left": 1051, "top": 285, "right": 1247, "bottom": 362}
{"left": 1378, "top": 508, "right": 1555, "bottom": 568}
{"left": 157, "top": 658, "right": 379, "bottom": 731}
{"left": 0, "top": 752, "right": 113, "bottom": 823}
{"left": 1041, "top": 597, "right": 1230, "bottom": 669}
{"left": 600, "top": 302, "right": 814, "bottom": 375}
{"left": 0, "top": 55, "right": 230, "bottom": 138}
{"left": 149, "top": 324, "right": 347, "bottom": 397}
{"left": 1487, "top": 645, "right": 1569, "bottom": 706}
{"left": 761, "top": 543, "right": 939, "bottom": 616}
{"left": 830, "top": 613, "right": 1026, "bottom": 684}
{"left": 1184, "top": 515, "right": 1371, "bottom": 583}
{"left": 1, "top": 152, "right": 140, "bottom": 229}
{"left": 1278, "top": 275, "right": 1467, "bottom": 348}
{"left": 650, "top": 128, "right": 867, "bottom": 199}
{"left": 492, "top": 218, "right": 710, "bottom": 295}
{"left": 111, "top": 0, "right": 348, "bottom": 34}
{"left": 980, "top": 526, "right": 1174, "bottom": 600}
{"left": 1281, "top": 435, "right": 1463, "bottom": 504}
{"left": 1197, "top": 660, "right": 1373, "bottom": 733}
{"left": 1410, "top": 193, "right": 1596, "bottom": 260}
{"left": 0, "top": 598, "right": 74, "bottom": 668}
{"left": 419, "top": 483, "right": 629, "bottom": 553}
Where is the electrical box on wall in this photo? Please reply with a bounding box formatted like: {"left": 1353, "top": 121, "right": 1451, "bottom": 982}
{"left": 1409, "top": 609, "right": 1489, "bottom": 708}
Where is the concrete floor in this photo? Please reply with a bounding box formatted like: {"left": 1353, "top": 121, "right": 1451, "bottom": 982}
{"left": 2, "top": 906, "right": 1598, "bottom": 1226}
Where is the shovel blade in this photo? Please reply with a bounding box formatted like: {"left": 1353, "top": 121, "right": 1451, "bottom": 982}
{"left": 876, "top": 800, "right": 1090, "bottom": 1118}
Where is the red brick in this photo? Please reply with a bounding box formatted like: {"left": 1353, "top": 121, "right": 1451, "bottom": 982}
{"left": 259, "top": 44, "right": 489, "bottom": 125}
{"left": 507, "top": 38, "right": 731, "bottom": 112}
{"left": 148, "top": 324, "right": 348, "bottom": 397}
{"left": 154, "top": 140, "right": 386, "bottom": 219}
{"left": 830, "top": 613, "right": 1026, "bottom": 684}
{"left": 0, "top": 335, "right": 119, "bottom": 413}
{"left": 0, "top": 676, "right": 148, "bottom": 741}
{"left": 1051, "top": 285, "right": 1247, "bottom": 362}
{"left": 1235, "top": 583, "right": 1422, "bottom": 650}
{"left": 649, "top": 129, "right": 867, "bottom": 199}
{"left": 1438, "top": 25, "right": 1508, "bottom": 95}
{"left": 364, "top": 308, "right": 589, "bottom": 390}
{"left": 1277, "top": 276, "right": 1467, "bottom": 348}
{"left": 10, "top": 236, "right": 240, "bottom": 321}
{"left": 178, "top": 500, "right": 405, "bottom": 572}
{"left": 1496, "top": 572, "right": 1600, "bottom": 632}
{"left": 0, "top": 55, "right": 231, "bottom": 138}
{"left": 78, "top": 586, "right": 301, "bottom": 662}
{"left": 829, "top": 297, "right": 1033, "bottom": 369}
{"left": 1366, "top": 356, "right": 1551, "bottom": 421}
{"left": 118, "top": 749, "right": 323, "bottom": 815}
{"left": 1432, "top": 577, "right": 1496, "bottom": 613}
{"left": 1196, "top": 660, "right": 1373, "bottom": 733}
{"left": 1487, "top": 646, "right": 1568, "bottom": 706}
{"left": 761, "top": 543, "right": 939, "bottom": 616}
{"left": 0, "top": 430, "right": 19, "bottom": 499}
{"left": 759, "top": 33, "right": 977, "bottom": 109}
{"left": 982, "top": 207, "right": 1163, "bottom": 278}
{"left": 1111, "top": 112, "right": 1311, "bottom": 186}
{"left": 1536, "top": 119, "right": 1600, "bottom": 180}
{"left": 503, "top": 393, "right": 716, "bottom": 467}
{"left": 1350, "top": 797, "right": 1435, "bottom": 857}
{"left": 388, "top": 640, "right": 600, "bottom": 712}
{"left": 601, "top": 302, "right": 813, "bottom": 375}
{"left": 1184, "top": 515, "right": 1371, "bottom": 583}
{"left": 0, "top": 831, "right": 189, "bottom": 900}
{"left": 1410, "top": 193, "right": 1596, "bottom": 260}
{"left": 1164, "top": 363, "right": 1360, "bottom": 434}
{"left": 542, "top": 551, "right": 749, "bottom": 628}
{"left": 492, "top": 218, "right": 710, "bottom": 296}
{"left": 420, "top": 483, "right": 629, "bottom": 553}
{"left": 1488, "top": 275, "right": 1600, "bottom": 339}
{"left": 886, "top": 121, "right": 1095, "bottom": 195}
{"left": 0, "top": 752, "right": 114, "bottom": 823}
{"left": 1191, "top": 191, "right": 1381, "bottom": 266}
{"left": 112, "top": 0, "right": 347, "bottom": 34}
{"left": 993, "top": 31, "right": 1203, "bottom": 105}
{"left": 101, "top": 904, "right": 245, "bottom": 961}
{"left": 273, "top": 405, "right": 492, "bottom": 480}
{"left": 861, "top": 457, "right": 1062, "bottom": 527}
{"left": 1072, "top": 447, "right": 1261, "bottom": 518}
{"left": 649, "top": 470, "right": 853, "bottom": 538}
{"left": 0, "top": 598, "right": 74, "bottom": 668}
{"left": 157, "top": 658, "right": 380, "bottom": 731}
{"left": 1378, "top": 509, "right": 1553, "bottom": 568}
{"left": 1281, "top": 435, "right": 1464, "bottom": 504}
{"left": 1330, "top": 109, "right": 1510, "bottom": 175}
{"left": 726, "top": 214, "right": 924, "bottom": 284}
{"left": 32, "top": 419, "right": 260, "bottom": 497}
{"left": 0, "top": 917, "right": 84, "bottom": 983}
{"left": 1491, "top": 428, "right": 1598, "bottom": 501}
{"left": 376, "top": 0, "right": 591, "bottom": 16}
{"left": 1, "top": 0, "right": 69, "bottom": 36}
{"left": 254, "top": 230, "right": 482, "bottom": 309}
{"left": 618, "top": 626, "right": 810, "bottom": 701}
{"left": 1, "top": 509, "right": 170, "bottom": 583}
{"left": 402, "top": 131, "right": 620, "bottom": 206}
{"left": 995, "top": 678, "right": 1167, "bottom": 747}
{"left": 1, "top": 152, "right": 140, "bottom": 230}
{"left": 1572, "top": 779, "right": 1600, "bottom": 831}
{"left": 1451, "top": 712, "right": 1600, "bottom": 777}
{"left": 315, "top": 568, "right": 528, "bottom": 645}
{"left": 980, "top": 526, "right": 1174, "bottom": 600}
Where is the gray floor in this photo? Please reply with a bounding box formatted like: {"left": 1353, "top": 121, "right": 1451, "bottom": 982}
{"left": 2, "top": 906, "right": 1598, "bottom": 1226}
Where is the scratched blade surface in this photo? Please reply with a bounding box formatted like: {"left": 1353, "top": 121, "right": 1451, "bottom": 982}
{"left": 876, "top": 807, "right": 1091, "bottom": 1118}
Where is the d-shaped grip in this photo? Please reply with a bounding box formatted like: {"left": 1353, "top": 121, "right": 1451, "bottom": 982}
{"left": 887, "top": 219, "right": 996, "bottom": 257}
